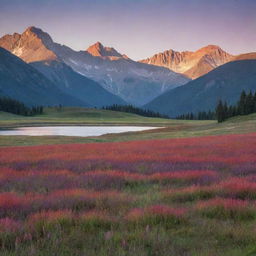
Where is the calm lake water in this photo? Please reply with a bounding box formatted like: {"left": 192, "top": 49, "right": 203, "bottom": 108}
{"left": 0, "top": 126, "right": 159, "bottom": 137}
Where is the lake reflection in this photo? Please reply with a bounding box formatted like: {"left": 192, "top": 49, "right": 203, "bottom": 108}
{"left": 0, "top": 126, "right": 159, "bottom": 137}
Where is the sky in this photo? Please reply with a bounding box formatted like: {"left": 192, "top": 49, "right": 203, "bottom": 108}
{"left": 0, "top": 0, "right": 255, "bottom": 60}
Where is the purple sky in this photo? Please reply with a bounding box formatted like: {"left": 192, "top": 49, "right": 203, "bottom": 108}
{"left": 0, "top": 0, "right": 255, "bottom": 60}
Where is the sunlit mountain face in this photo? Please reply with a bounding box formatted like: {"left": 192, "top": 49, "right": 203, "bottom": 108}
{"left": 0, "top": 0, "right": 255, "bottom": 108}
{"left": 140, "top": 45, "right": 234, "bottom": 79}
{"left": 0, "top": 0, "right": 255, "bottom": 60}
{"left": 0, "top": 27, "right": 189, "bottom": 105}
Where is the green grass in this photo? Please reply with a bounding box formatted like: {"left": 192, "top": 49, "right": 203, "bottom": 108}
{"left": 0, "top": 107, "right": 177, "bottom": 127}
{"left": 1, "top": 223, "right": 254, "bottom": 256}
{"left": 0, "top": 114, "right": 256, "bottom": 255}
{"left": 0, "top": 107, "right": 256, "bottom": 147}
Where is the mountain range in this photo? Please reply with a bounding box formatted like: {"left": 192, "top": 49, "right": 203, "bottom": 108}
{"left": 140, "top": 45, "right": 238, "bottom": 79}
{"left": 145, "top": 59, "right": 256, "bottom": 117}
{"left": 0, "top": 27, "right": 189, "bottom": 105}
{"left": 0, "top": 26, "right": 255, "bottom": 115}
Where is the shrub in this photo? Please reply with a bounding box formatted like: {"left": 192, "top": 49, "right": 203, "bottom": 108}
{"left": 126, "top": 205, "right": 186, "bottom": 228}
{"left": 0, "top": 193, "right": 29, "bottom": 218}
{"left": 79, "top": 210, "right": 114, "bottom": 231}
{"left": 0, "top": 218, "right": 22, "bottom": 250}
{"left": 196, "top": 198, "right": 256, "bottom": 220}
{"left": 220, "top": 178, "right": 256, "bottom": 200}
{"left": 81, "top": 170, "right": 146, "bottom": 190}
{"left": 150, "top": 170, "right": 217, "bottom": 184}
{"left": 33, "top": 189, "right": 99, "bottom": 212}
{"left": 27, "top": 210, "right": 74, "bottom": 235}
{"left": 163, "top": 185, "right": 217, "bottom": 202}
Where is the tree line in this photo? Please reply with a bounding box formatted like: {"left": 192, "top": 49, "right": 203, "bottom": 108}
{"left": 0, "top": 96, "right": 43, "bottom": 116}
{"left": 102, "top": 104, "right": 170, "bottom": 119}
{"left": 176, "top": 90, "right": 256, "bottom": 123}
{"left": 176, "top": 111, "right": 216, "bottom": 120}
{"left": 216, "top": 90, "right": 256, "bottom": 122}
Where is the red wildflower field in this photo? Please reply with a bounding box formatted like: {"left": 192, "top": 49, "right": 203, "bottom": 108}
{"left": 126, "top": 205, "right": 187, "bottom": 226}
{"left": 0, "top": 133, "right": 256, "bottom": 254}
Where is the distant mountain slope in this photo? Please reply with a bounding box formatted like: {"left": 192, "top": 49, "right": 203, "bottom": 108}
{"left": 145, "top": 60, "right": 256, "bottom": 117}
{"left": 233, "top": 52, "right": 256, "bottom": 61}
{"left": 30, "top": 60, "right": 125, "bottom": 107}
{"left": 0, "top": 47, "right": 87, "bottom": 106}
{"left": 140, "top": 45, "right": 233, "bottom": 79}
{"left": 86, "top": 41, "right": 127, "bottom": 60}
{"left": 0, "top": 27, "right": 189, "bottom": 105}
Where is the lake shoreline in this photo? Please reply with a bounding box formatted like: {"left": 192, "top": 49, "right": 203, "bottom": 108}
{"left": 0, "top": 122, "right": 166, "bottom": 130}
{"left": 0, "top": 126, "right": 161, "bottom": 137}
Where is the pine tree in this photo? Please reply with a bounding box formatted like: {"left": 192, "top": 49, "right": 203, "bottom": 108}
{"left": 254, "top": 92, "right": 256, "bottom": 112}
{"left": 246, "top": 91, "right": 254, "bottom": 114}
{"left": 238, "top": 90, "right": 247, "bottom": 115}
{"left": 216, "top": 100, "right": 225, "bottom": 123}
{"left": 223, "top": 101, "right": 228, "bottom": 119}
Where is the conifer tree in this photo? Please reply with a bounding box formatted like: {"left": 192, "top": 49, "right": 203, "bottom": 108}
{"left": 216, "top": 100, "right": 225, "bottom": 123}
{"left": 238, "top": 90, "right": 247, "bottom": 115}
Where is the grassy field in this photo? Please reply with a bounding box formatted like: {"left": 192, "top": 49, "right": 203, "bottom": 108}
{"left": 0, "top": 108, "right": 256, "bottom": 255}
{"left": 0, "top": 133, "right": 256, "bottom": 255}
{"left": 0, "top": 107, "right": 179, "bottom": 127}
{"left": 0, "top": 107, "right": 256, "bottom": 147}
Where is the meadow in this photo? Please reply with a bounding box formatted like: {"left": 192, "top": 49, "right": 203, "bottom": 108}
{"left": 1, "top": 108, "right": 256, "bottom": 147}
{"left": 0, "top": 133, "right": 256, "bottom": 255}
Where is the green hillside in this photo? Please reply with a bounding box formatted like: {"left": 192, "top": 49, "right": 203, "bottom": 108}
{"left": 0, "top": 107, "right": 177, "bottom": 127}
{"left": 0, "top": 107, "right": 255, "bottom": 147}
{"left": 145, "top": 60, "right": 256, "bottom": 117}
